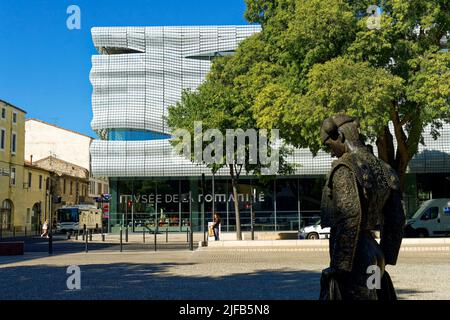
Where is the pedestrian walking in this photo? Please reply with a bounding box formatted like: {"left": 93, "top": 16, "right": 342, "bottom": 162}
{"left": 212, "top": 212, "right": 221, "bottom": 241}
{"left": 41, "top": 220, "right": 49, "bottom": 238}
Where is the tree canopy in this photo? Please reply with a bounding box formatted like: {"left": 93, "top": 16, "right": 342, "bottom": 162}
{"left": 239, "top": 0, "right": 450, "bottom": 186}
{"left": 168, "top": 0, "right": 450, "bottom": 192}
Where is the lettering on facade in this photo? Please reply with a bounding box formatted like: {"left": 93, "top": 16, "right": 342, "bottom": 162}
{"left": 119, "top": 193, "right": 265, "bottom": 204}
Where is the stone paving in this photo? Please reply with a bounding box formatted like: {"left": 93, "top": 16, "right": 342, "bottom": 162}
{"left": 0, "top": 245, "right": 449, "bottom": 300}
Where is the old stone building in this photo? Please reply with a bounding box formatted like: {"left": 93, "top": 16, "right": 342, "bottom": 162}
{"left": 33, "top": 156, "right": 91, "bottom": 224}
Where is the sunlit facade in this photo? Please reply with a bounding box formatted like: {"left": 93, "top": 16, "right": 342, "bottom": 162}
{"left": 90, "top": 26, "right": 450, "bottom": 233}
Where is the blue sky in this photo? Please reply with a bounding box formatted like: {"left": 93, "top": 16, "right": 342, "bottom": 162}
{"left": 0, "top": 0, "right": 249, "bottom": 137}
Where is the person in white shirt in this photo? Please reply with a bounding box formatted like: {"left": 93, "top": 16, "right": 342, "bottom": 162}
{"left": 41, "top": 220, "right": 49, "bottom": 238}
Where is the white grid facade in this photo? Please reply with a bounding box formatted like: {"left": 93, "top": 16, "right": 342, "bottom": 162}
{"left": 91, "top": 26, "right": 260, "bottom": 134}
{"left": 90, "top": 26, "right": 450, "bottom": 178}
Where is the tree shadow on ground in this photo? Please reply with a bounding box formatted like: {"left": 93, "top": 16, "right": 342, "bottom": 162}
{"left": 0, "top": 263, "right": 321, "bottom": 300}
{"left": 396, "top": 288, "right": 438, "bottom": 299}
{"left": 0, "top": 262, "right": 434, "bottom": 300}
{"left": 0, "top": 236, "right": 196, "bottom": 265}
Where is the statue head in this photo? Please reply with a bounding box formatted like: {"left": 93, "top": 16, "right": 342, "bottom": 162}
{"left": 320, "top": 114, "right": 363, "bottom": 158}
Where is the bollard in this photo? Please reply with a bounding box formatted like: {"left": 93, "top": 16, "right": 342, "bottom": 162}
{"left": 75, "top": 229, "right": 79, "bottom": 241}
{"left": 251, "top": 220, "right": 255, "bottom": 241}
{"left": 85, "top": 226, "right": 88, "bottom": 253}
{"left": 48, "top": 233, "right": 53, "bottom": 255}
{"left": 89, "top": 229, "right": 93, "bottom": 242}
{"left": 186, "top": 228, "right": 189, "bottom": 243}
{"left": 154, "top": 228, "right": 157, "bottom": 252}
{"left": 189, "top": 227, "right": 194, "bottom": 251}
{"left": 143, "top": 228, "right": 145, "bottom": 243}
{"left": 120, "top": 228, "right": 123, "bottom": 252}
{"left": 13, "top": 226, "right": 15, "bottom": 238}
{"left": 189, "top": 227, "right": 193, "bottom": 251}
{"left": 101, "top": 225, "right": 105, "bottom": 241}
{"left": 125, "top": 227, "right": 128, "bottom": 243}
{"left": 166, "top": 227, "right": 168, "bottom": 243}
{"left": 25, "top": 227, "right": 27, "bottom": 238}
{"left": 67, "top": 231, "right": 71, "bottom": 240}
{"left": 82, "top": 229, "right": 85, "bottom": 241}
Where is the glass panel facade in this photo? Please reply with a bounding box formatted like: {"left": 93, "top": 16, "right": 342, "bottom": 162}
{"left": 107, "top": 177, "right": 325, "bottom": 233}
{"left": 108, "top": 129, "right": 170, "bottom": 141}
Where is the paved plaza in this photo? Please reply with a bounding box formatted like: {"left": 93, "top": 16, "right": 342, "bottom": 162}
{"left": 1, "top": 240, "right": 450, "bottom": 300}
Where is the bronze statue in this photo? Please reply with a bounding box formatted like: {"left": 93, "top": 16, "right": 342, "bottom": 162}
{"left": 319, "top": 114, "right": 405, "bottom": 300}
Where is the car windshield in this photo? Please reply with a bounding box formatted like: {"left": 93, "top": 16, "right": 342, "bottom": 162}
{"left": 412, "top": 200, "right": 433, "bottom": 219}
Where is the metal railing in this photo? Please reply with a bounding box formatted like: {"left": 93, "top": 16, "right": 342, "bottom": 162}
{"left": 106, "top": 211, "right": 321, "bottom": 234}
{"left": 0, "top": 225, "right": 42, "bottom": 240}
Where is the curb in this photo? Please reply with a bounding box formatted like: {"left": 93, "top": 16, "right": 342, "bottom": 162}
{"left": 205, "top": 238, "right": 450, "bottom": 247}
{"left": 198, "top": 246, "right": 450, "bottom": 252}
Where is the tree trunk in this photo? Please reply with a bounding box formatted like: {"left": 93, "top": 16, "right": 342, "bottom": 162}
{"left": 390, "top": 109, "right": 412, "bottom": 191}
{"left": 394, "top": 148, "right": 410, "bottom": 191}
{"left": 230, "top": 164, "right": 242, "bottom": 240}
{"left": 376, "top": 126, "right": 395, "bottom": 168}
{"left": 376, "top": 115, "right": 410, "bottom": 191}
{"left": 376, "top": 109, "right": 423, "bottom": 192}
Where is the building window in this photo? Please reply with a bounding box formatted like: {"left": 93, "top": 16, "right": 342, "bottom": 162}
{"left": 70, "top": 181, "right": 73, "bottom": 195}
{"left": 0, "top": 129, "right": 5, "bottom": 150}
{"left": 11, "top": 167, "right": 16, "bottom": 185}
{"left": 97, "top": 182, "right": 102, "bottom": 195}
{"left": 39, "top": 175, "right": 43, "bottom": 190}
{"left": 108, "top": 129, "right": 170, "bottom": 141}
{"left": 11, "top": 132, "right": 16, "bottom": 154}
{"left": 28, "top": 172, "right": 32, "bottom": 189}
{"left": 63, "top": 179, "right": 66, "bottom": 194}
{"left": 1, "top": 107, "right": 5, "bottom": 120}
{"left": 27, "top": 208, "right": 31, "bottom": 223}
{"left": 12, "top": 112, "right": 17, "bottom": 124}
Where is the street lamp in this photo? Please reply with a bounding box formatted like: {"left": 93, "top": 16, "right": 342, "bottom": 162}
{"left": 201, "top": 173, "right": 205, "bottom": 244}
{"left": 251, "top": 188, "right": 256, "bottom": 240}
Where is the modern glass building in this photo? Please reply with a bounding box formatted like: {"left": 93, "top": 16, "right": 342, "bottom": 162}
{"left": 90, "top": 26, "right": 450, "bottom": 233}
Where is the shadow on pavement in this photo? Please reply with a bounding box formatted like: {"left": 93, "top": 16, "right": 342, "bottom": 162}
{"left": 396, "top": 288, "right": 437, "bottom": 299}
{"left": 0, "top": 263, "right": 321, "bottom": 300}
{"left": 0, "top": 236, "right": 197, "bottom": 265}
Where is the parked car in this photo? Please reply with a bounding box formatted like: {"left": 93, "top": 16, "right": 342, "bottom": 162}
{"left": 298, "top": 220, "right": 330, "bottom": 240}
{"left": 405, "top": 198, "right": 450, "bottom": 238}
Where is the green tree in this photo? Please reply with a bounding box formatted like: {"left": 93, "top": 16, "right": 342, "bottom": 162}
{"left": 167, "top": 58, "right": 293, "bottom": 240}
{"left": 167, "top": 0, "right": 450, "bottom": 238}
{"left": 243, "top": 0, "right": 450, "bottom": 188}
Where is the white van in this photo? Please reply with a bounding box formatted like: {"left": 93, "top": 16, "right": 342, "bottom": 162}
{"left": 405, "top": 199, "right": 450, "bottom": 238}
{"left": 298, "top": 220, "right": 330, "bottom": 240}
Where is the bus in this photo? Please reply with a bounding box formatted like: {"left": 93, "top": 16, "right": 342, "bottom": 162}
{"left": 56, "top": 205, "right": 102, "bottom": 233}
